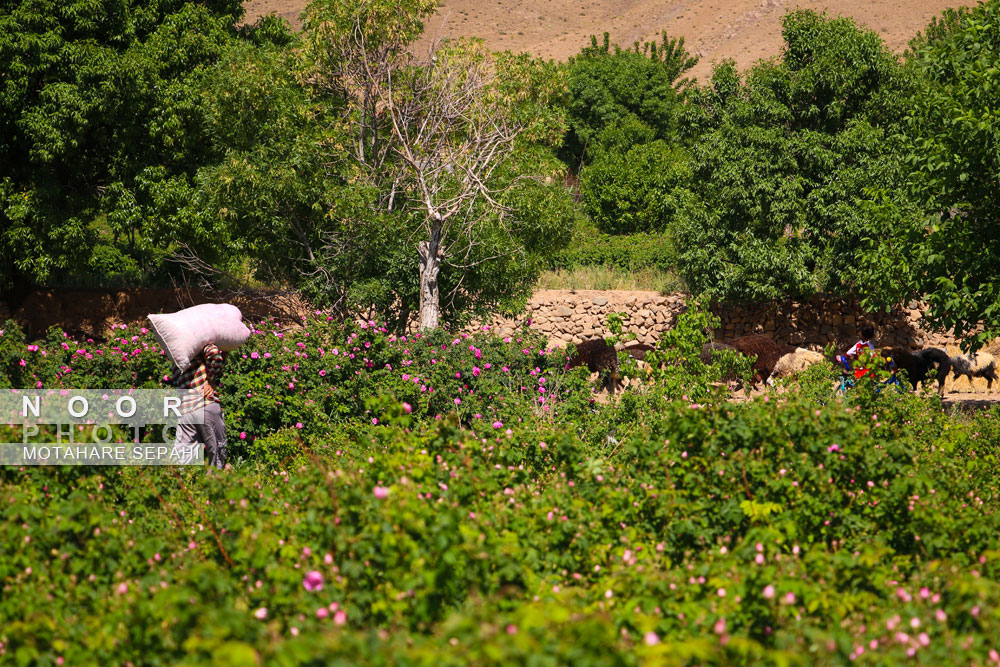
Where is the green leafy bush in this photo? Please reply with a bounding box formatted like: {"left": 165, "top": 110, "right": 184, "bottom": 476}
{"left": 0, "top": 317, "right": 596, "bottom": 451}
{"left": 550, "top": 223, "right": 678, "bottom": 274}
{"left": 644, "top": 298, "right": 754, "bottom": 401}
{"left": 655, "top": 11, "right": 920, "bottom": 303}
{"left": 902, "top": 0, "right": 1000, "bottom": 346}
{"left": 235, "top": 426, "right": 306, "bottom": 467}
{"left": 3, "top": 383, "right": 1000, "bottom": 664}
{"left": 579, "top": 139, "right": 692, "bottom": 235}
{"left": 562, "top": 32, "right": 696, "bottom": 165}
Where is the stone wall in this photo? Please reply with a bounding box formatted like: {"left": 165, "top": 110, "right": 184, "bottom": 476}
{"left": 712, "top": 295, "right": 961, "bottom": 352}
{"left": 1, "top": 287, "right": 981, "bottom": 352}
{"left": 467, "top": 290, "right": 687, "bottom": 347}
{"left": 469, "top": 290, "right": 974, "bottom": 352}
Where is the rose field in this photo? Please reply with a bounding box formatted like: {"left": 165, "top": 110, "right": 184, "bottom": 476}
{"left": 1, "top": 312, "right": 1000, "bottom": 666}
{"left": 6, "top": 0, "right": 1000, "bottom": 663}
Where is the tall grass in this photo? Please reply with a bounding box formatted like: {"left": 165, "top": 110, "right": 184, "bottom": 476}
{"left": 536, "top": 265, "right": 686, "bottom": 293}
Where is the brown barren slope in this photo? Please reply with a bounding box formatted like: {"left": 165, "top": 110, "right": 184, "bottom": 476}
{"left": 242, "top": 0, "right": 972, "bottom": 80}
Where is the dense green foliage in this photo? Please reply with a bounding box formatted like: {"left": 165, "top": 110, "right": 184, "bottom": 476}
{"left": 4, "top": 320, "right": 1000, "bottom": 663}
{"left": 550, "top": 220, "right": 677, "bottom": 274}
{"left": 561, "top": 32, "right": 697, "bottom": 167}
{"left": 584, "top": 11, "right": 918, "bottom": 302}
{"left": 580, "top": 139, "right": 691, "bottom": 235}
{"left": 0, "top": 0, "right": 292, "bottom": 291}
{"left": 0, "top": 0, "right": 575, "bottom": 329}
{"left": 6, "top": 2, "right": 1000, "bottom": 662}
{"left": 901, "top": 1, "right": 1000, "bottom": 346}
{"left": 564, "top": 4, "right": 1000, "bottom": 343}
{"left": 5, "top": 1, "right": 1000, "bottom": 339}
{"left": 673, "top": 9, "right": 917, "bottom": 300}
{"left": 567, "top": 33, "right": 697, "bottom": 239}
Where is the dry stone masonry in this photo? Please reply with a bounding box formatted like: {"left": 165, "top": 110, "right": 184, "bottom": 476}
{"left": 0, "top": 287, "right": 985, "bottom": 353}
{"left": 467, "top": 290, "right": 978, "bottom": 352}
{"left": 466, "top": 290, "right": 688, "bottom": 347}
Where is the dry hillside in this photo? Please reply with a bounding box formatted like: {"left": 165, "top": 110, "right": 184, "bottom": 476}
{"left": 242, "top": 0, "right": 972, "bottom": 80}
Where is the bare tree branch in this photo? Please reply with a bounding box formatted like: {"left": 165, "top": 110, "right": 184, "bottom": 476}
{"left": 166, "top": 244, "right": 313, "bottom": 321}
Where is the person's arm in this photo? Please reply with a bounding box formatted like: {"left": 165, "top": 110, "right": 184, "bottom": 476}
{"left": 204, "top": 344, "right": 224, "bottom": 387}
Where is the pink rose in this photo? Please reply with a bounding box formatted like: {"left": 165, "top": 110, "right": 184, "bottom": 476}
{"left": 303, "top": 570, "right": 324, "bottom": 592}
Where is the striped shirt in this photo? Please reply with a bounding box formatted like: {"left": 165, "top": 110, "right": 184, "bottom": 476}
{"left": 169, "top": 344, "right": 224, "bottom": 411}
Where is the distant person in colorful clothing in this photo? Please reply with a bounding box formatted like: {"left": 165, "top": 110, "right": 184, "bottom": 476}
{"left": 170, "top": 342, "right": 228, "bottom": 469}
{"left": 836, "top": 324, "right": 875, "bottom": 373}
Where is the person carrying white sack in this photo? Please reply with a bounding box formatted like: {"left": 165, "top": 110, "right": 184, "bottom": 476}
{"left": 148, "top": 303, "right": 250, "bottom": 470}
{"left": 170, "top": 343, "right": 228, "bottom": 469}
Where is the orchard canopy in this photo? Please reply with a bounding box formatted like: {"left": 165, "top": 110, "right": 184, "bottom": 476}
{"left": 1, "top": 1, "right": 999, "bottom": 341}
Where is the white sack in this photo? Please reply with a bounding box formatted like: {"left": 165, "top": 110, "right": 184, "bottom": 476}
{"left": 148, "top": 303, "right": 250, "bottom": 371}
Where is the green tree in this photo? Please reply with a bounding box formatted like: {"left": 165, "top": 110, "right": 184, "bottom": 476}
{"left": 0, "top": 0, "right": 287, "bottom": 298}
{"left": 562, "top": 31, "right": 697, "bottom": 166}
{"left": 903, "top": 0, "right": 1000, "bottom": 347}
{"left": 163, "top": 40, "right": 394, "bottom": 315}
{"left": 579, "top": 139, "right": 691, "bottom": 234}
{"left": 671, "top": 10, "right": 920, "bottom": 302}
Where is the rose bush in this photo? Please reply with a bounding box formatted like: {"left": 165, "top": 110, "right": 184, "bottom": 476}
{"left": 1, "top": 316, "right": 598, "bottom": 460}
{"left": 3, "top": 321, "right": 1000, "bottom": 664}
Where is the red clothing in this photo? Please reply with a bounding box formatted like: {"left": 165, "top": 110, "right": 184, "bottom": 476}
{"left": 844, "top": 339, "right": 874, "bottom": 359}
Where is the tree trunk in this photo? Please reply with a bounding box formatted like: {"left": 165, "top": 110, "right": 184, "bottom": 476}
{"left": 418, "top": 221, "right": 443, "bottom": 331}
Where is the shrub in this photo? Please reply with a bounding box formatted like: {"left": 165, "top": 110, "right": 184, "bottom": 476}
{"left": 645, "top": 298, "right": 754, "bottom": 401}
{"left": 0, "top": 317, "right": 597, "bottom": 457}
{"left": 3, "top": 387, "right": 1000, "bottom": 664}
{"left": 579, "top": 139, "right": 692, "bottom": 235}
{"left": 549, "top": 224, "right": 677, "bottom": 274}
{"left": 5, "top": 308, "right": 1000, "bottom": 664}
{"left": 234, "top": 426, "right": 305, "bottom": 467}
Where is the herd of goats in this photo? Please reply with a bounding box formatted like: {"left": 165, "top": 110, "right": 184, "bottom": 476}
{"left": 568, "top": 334, "right": 999, "bottom": 396}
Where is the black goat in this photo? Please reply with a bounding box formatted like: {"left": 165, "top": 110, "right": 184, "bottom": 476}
{"left": 567, "top": 339, "right": 654, "bottom": 393}
{"left": 881, "top": 347, "right": 951, "bottom": 395}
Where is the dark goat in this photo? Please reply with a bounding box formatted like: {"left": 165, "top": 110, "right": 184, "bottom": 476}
{"left": 728, "top": 335, "right": 796, "bottom": 384}
{"left": 624, "top": 342, "right": 656, "bottom": 361}
{"left": 567, "top": 339, "right": 621, "bottom": 393}
{"left": 567, "top": 340, "right": 655, "bottom": 393}
{"left": 881, "top": 347, "right": 951, "bottom": 395}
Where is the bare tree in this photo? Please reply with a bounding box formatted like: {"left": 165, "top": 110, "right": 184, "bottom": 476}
{"left": 382, "top": 43, "right": 527, "bottom": 329}
{"left": 304, "top": 0, "right": 554, "bottom": 330}
{"left": 302, "top": 0, "right": 436, "bottom": 200}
